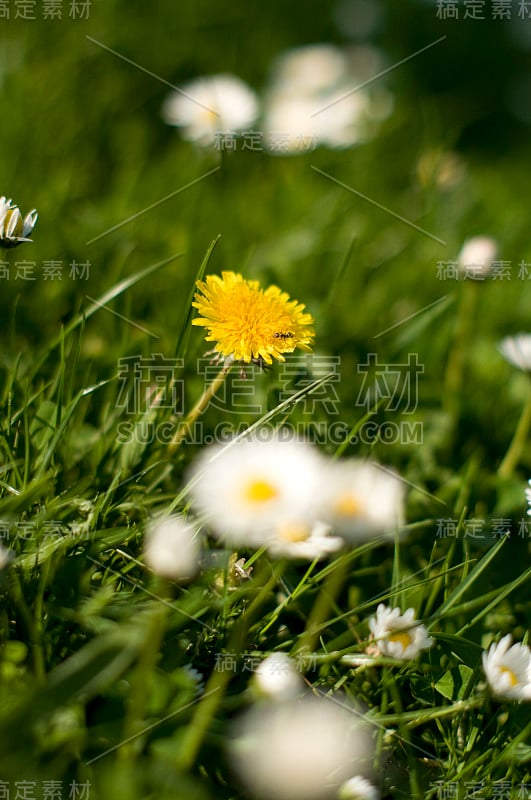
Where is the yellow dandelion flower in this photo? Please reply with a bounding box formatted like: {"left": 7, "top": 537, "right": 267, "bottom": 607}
{"left": 191, "top": 271, "right": 315, "bottom": 365}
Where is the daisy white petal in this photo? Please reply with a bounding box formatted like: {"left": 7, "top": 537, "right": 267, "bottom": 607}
{"left": 263, "top": 92, "right": 369, "bottom": 153}
{"left": 0, "top": 195, "right": 38, "bottom": 247}
{"left": 526, "top": 479, "right": 531, "bottom": 517}
{"left": 162, "top": 74, "right": 258, "bottom": 147}
{"left": 188, "top": 435, "right": 326, "bottom": 547}
{"left": 266, "top": 520, "right": 344, "bottom": 560}
{"left": 339, "top": 775, "right": 379, "bottom": 800}
{"left": 457, "top": 235, "right": 497, "bottom": 280}
{"left": 368, "top": 604, "right": 433, "bottom": 660}
{"left": 0, "top": 196, "right": 11, "bottom": 225}
{"left": 482, "top": 634, "right": 531, "bottom": 701}
{"left": 0, "top": 543, "right": 11, "bottom": 571}
{"left": 22, "top": 208, "right": 39, "bottom": 238}
{"left": 254, "top": 653, "right": 303, "bottom": 700}
{"left": 270, "top": 44, "right": 349, "bottom": 95}
{"left": 144, "top": 514, "right": 200, "bottom": 582}
{"left": 498, "top": 334, "right": 531, "bottom": 372}
{"left": 182, "top": 663, "right": 205, "bottom": 695}
{"left": 320, "top": 460, "right": 404, "bottom": 543}
{"left": 263, "top": 44, "right": 391, "bottom": 154}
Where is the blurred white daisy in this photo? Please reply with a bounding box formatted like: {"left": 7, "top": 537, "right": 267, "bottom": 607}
{"left": 254, "top": 653, "right": 303, "bottom": 699}
{"left": 270, "top": 44, "right": 349, "bottom": 95}
{"left": 266, "top": 520, "right": 344, "bottom": 560}
{"left": 482, "top": 634, "right": 531, "bottom": 701}
{"left": 320, "top": 460, "right": 404, "bottom": 543}
{"left": 263, "top": 91, "right": 370, "bottom": 153}
{"left": 230, "top": 694, "right": 373, "bottom": 800}
{"left": 144, "top": 514, "right": 200, "bottom": 582}
{"left": 187, "top": 435, "right": 326, "bottom": 547}
{"left": 457, "top": 235, "right": 497, "bottom": 280}
{"left": 526, "top": 479, "right": 531, "bottom": 516}
{"left": 339, "top": 775, "right": 379, "bottom": 800}
{"left": 0, "top": 196, "right": 37, "bottom": 248}
{"left": 162, "top": 74, "right": 259, "bottom": 147}
{"left": 263, "top": 94, "right": 319, "bottom": 153}
{"left": 368, "top": 604, "right": 433, "bottom": 660}
{"left": 498, "top": 333, "right": 531, "bottom": 372}
{"left": 263, "top": 43, "right": 391, "bottom": 154}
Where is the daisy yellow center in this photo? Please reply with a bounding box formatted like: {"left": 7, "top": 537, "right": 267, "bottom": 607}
{"left": 334, "top": 492, "right": 363, "bottom": 517}
{"left": 499, "top": 666, "right": 518, "bottom": 686}
{"left": 243, "top": 478, "right": 279, "bottom": 504}
{"left": 388, "top": 631, "right": 413, "bottom": 650}
{"left": 277, "top": 522, "right": 311, "bottom": 543}
{"left": 200, "top": 107, "right": 218, "bottom": 124}
{"left": 191, "top": 271, "right": 315, "bottom": 365}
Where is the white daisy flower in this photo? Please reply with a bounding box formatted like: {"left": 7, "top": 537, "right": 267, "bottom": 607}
{"left": 0, "top": 543, "right": 11, "bottom": 571}
{"left": 526, "top": 479, "right": 531, "bottom": 517}
{"left": 0, "top": 196, "right": 38, "bottom": 248}
{"left": 187, "top": 436, "right": 326, "bottom": 547}
{"left": 266, "top": 520, "right": 344, "bottom": 560}
{"left": 263, "top": 44, "right": 391, "bottom": 154}
{"left": 262, "top": 93, "right": 319, "bottom": 153}
{"left": 144, "top": 514, "right": 200, "bottom": 582}
{"left": 263, "top": 91, "right": 369, "bottom": 153}
{"left": 162, "top": 74, "right": 259, "bottom": 147}
{"left": 457, "top": 235, "right": 497, "bottom": 280}
{"left": 339, "top": 775, "right": 379, "bottom": 800}
{"left": 368, "top": 604, "right": 433, "bottom": 660}
{"left": 482, "top": 634, "right": 531, "bottom": 701}
{"left": 270, "top": 44, "right": 349, "bottom": 95}
{"left": 254, "top": 653, "right": 303, "bottom": 699}
{"left": 498, "top": 334, "right": 531, "bottom": 372}
{"left": 230, "top": 695, "right": 373, "bottom": 800}
{"left": 320, "top": 460, "right": 404, "bottom": 543}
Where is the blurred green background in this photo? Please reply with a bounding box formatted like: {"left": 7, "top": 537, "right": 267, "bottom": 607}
{"left": 2, "top": 0, "right": 530, "bottom": 468}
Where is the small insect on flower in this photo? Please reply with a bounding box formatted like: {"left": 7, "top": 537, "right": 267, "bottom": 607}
{"left": 273, "top": 331, "right": 294, "bottom": 340}
{"left": 0, "top": 196, "right": 38, "bottom": 248}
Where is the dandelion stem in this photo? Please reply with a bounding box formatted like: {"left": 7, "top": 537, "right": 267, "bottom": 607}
{"left": 497, "top": 379, "right": 531, "bottom": 478}
{"left": 168, "top": 358, "right": 233, "bottom": 452}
